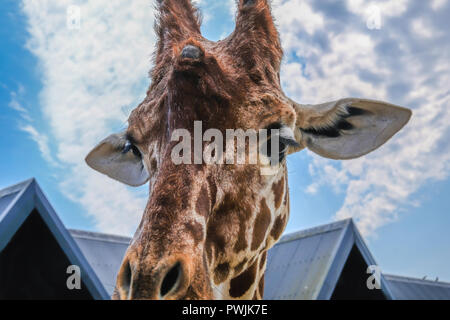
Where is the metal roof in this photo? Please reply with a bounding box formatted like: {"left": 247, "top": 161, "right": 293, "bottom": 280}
{"left": 69, "top": 229, "right": 130, "bottom": 296}
{"left": 384, "top": 274, "right": 450, "bottom": 300}
{"left": 264, "top": 219, "right": 394, "bottom": 299}
{"left": 0, "top": 179, "right": 110, "bottom": 300}
{"left": 2, "top": 179, "right": 449, "bottom": 300}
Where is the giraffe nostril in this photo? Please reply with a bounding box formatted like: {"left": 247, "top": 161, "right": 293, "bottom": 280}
{"left": 118, "top": 260, "right": 132, "bottom": 299}
{"left": 160, "top": 261, "right": 182, "bottom": 297}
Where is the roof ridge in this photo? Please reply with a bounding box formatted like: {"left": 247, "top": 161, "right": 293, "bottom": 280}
{"left": 0, "top": 179, "right": 109, "bottom": 299}
{"left": 0, "top": 178, "right": 35, "bottom": 198}
{"left": 275, "top": 218, "right": 352, "bottom": 245}
{"left": 69, "top": 229, "right": 131, "bottom": 244}
{"left": 385, "top": 274, "right": 450, "bottom": 287}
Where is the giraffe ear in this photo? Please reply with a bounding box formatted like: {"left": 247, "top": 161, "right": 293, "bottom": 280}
{"left": 292, "top": 98, "right": 412, "bottom": 160}
{"left": 85, "top": 131, "right": 149, "bottom": 186}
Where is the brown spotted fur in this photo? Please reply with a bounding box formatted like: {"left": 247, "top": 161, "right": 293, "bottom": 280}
{"left": 115, "top": 0, "right": 295, "bottom": 300}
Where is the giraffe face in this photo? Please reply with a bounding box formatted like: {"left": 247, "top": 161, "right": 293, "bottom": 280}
{"left": 85, "top": 0, "right": 411, "bottom": 300}
{"left": 108, "top": 19, "right": 297, "bottom": 301}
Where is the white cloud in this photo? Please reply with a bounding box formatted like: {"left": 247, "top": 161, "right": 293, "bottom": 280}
{"left": 9, "top": 95, "right": 28, "bottom": 117}
{"left": 431, "top": 0, "right": 448, "bottom": 10}
{"left": 227, "top": 0, "right": 237, "bottom": 18}
{"left": 273, "top": 0, "right": 450, "bottom": 236}
{"left": 280, "top": 30, "right": 388, "bottom": 103}
{"left": 8, "top": 84, "right": 57, "bottom": 167}
{"left": 21, "top": 0, "right": 156, "bottom": 235}
{"left": 9, "top": 98, "right": 27, "bottom": 114}
{"left": 8, "top": 85, "right": 33, "bottom": 122}
{"left": 20, "top": 124, "right": 58, "bottom": 167}
{"left": 274, "top": 0, "right": 324, "bottom": 36}
{"left": 411, "top": 18, "right": 435, "bottom": 39}
{"left": 21, "top": 0, "right": 450, "bottom": 238}
{"left": 347, "top": 0, "right": 409, "bottom": 18}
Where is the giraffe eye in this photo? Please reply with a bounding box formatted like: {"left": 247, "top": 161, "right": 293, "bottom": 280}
{"left": 279, "top": 140, "right": 288, "bottom": 161}
{"left": 264, "top": 123, "right": 299, "bottom": 164}
{"left": 122, "top": 140, "right": 142, "bottom": 158}
{"left": 264, "top": 138, "right": 289, "bottom": 163}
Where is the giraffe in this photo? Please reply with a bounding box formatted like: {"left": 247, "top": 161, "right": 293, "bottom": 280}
{"left": 85, "top": 0, "right": 411, "bottom": 300}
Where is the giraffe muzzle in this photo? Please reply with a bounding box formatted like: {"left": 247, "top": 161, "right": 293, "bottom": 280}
{"left": 115, "top": 255, "right": 192, "bottom": 300}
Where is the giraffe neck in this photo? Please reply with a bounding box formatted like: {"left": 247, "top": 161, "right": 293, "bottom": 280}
{"left": 209, "top": 168, "right": 290, "bottom": 300}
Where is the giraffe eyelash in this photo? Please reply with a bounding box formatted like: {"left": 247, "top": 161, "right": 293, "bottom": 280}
{"left": 122, "top": 140, "right": 142, "bottom": 158}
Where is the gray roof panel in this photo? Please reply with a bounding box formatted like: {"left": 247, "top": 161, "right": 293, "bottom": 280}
{"left": 0, "top": 179, "right": 110, "bottom": 300}
{"left": 265, "top": 237, "right": 301, "bottom": 299}
{"left": 264, "top": 219, "right": 398, "bottom": 300}
{"left": 70, "top": 229, "right": 130, "bottom": 296}
{"left": 0, "top": 191, "right": 19, "bottom": 216}
{"left": 3, "top": 180, "right": 449, "bottom": 300}
{"left": 264, "top": 222, "right": 347, "bottom": 300}
{"left": 385, "top": 275, "right": 450, "bottom": 300}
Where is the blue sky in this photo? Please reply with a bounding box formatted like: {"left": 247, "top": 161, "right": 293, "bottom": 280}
{"left": 1, "top": 0, "right": 450, "bottom": 282}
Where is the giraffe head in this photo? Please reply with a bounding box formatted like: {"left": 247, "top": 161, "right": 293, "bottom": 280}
{"left": 85, "top": 0, "right": 411, "bottom": 300}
